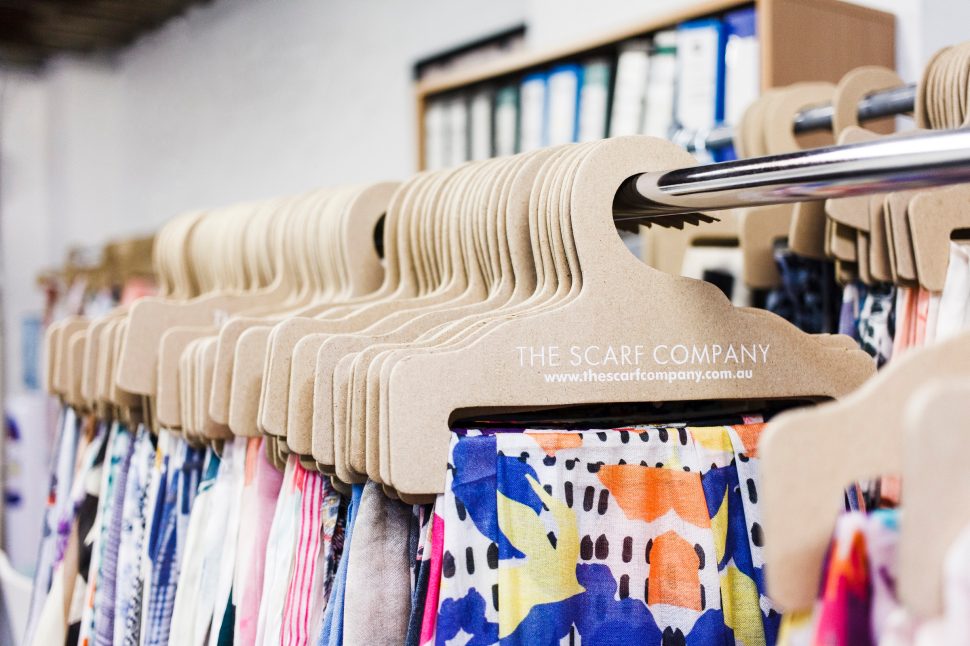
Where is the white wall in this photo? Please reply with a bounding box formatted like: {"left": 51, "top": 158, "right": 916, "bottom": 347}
{"left": 0, "top": 0, "right": 528, "bottom": 397}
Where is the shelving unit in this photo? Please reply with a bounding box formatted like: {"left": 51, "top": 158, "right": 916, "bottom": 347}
{"left": 413, "top": 0, "right": 895, "bottom": 170}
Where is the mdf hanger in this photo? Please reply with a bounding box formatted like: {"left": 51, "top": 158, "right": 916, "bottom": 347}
{"left": 302, "top": 150, "right": 548, "bottom": 470}
{"left": 763, "top": 82, "right": 837, "bottom": 260}
{"left": 138, "top": 189, "right": 337, "bottom": 432}
{"left": 332, "top": 156, "right": 513, "bottom": 481}
{"left": 65, "top": 329, "right": 88, "bottom": 410}
{"left": 250, "top": 175, "right": 430, "bottom": 439}
{"left": 831, "top": 66, "right": 904, "bottom": 140}
{"left": 825, "top": 127, "right": 928, "bottom": 287}
{"left": 346, "top": 145, "right": 581, "bottom": 486}
{"left": 208, "top": 182, "right": 394, "bottom": 429}
{"left": 317, "top": 145, "right": 568, "bottom": 485}
{"left": 898, "top": 377, "right": 970, "bottom": 619}
{"left": 316, "top": 147, "right": 568, "bottom": 485}
{"left": 255, "top": 169, "right": 470, "bottom": 442}
{"left": 759, "top": 332, "right": 970, "bottom": 611}
{"left": 884, "top": 188, "right": 921, "bottom": 285}
{"left": 115, "top": 199, "right": 290, "bottom": 399}
{"left": 643, "top": 216, "right": 738, "bottom": 277}
{"left": 908, "top": 185, "right": 970, "bottom": 292}
{"left": 825, "top": 66, "right": 903, "bottom": 280}
{"left": 374, "top": 136, "right": 874, "bottom": 502}
{"left": 735, "top": 87, "right": 819, "bottom": 289}
{"left": 167, "top": 189, "right": 336, "bottom": 434}
{"left": 369, "top": 143, "right": 857, "bottom": 490}
{"left": 48, "top": 317, "right": 89, "bottom": 399}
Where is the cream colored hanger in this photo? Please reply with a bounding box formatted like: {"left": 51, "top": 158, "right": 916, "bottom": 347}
{"left": 248, "top": 177, "right": 429, "bottom": 440}
{"left": 365, "top": 136, "right": 874, "bottom": 502}
{"left": 832, "top": 66, "right": 903, "bottom": 137}
{"left": 116, "top": 198, "right": 291, "bottom": 399}
{"left": 760, "top": 332, "right": 970, "bottom": 611}
{"left": 317, "top": 147, "right": 557, "bottom": 483}
{"left": 867, "top": 195, "right": 893, "bottom": 282}
{"left": 65, "top": 330, "right": 88, "bottom": 410}
{"left": 366, "top": 142, "right": 846, "bottom": 492}
{"left": 763, "top": 83, "right": 837, "bottom": 259}
{"left": 736, "top": 87, "right": 816, "bottom": 288}
{"left": 163, "top": 189, "right": 334, "bottom": 434}
{"left": 361, "top": 142, "right": 598, "bottom": 487}
{"left": 825, "top": 67, "right": 904, "bottom": 274}
{"left": 173, "top": 189, "right": 338, "bottom": 436}
{"left": 210, "top": 182, "right": 392, "bottom": 431}
{"left": 43, "top": 316, "right": 78, "bottom": 398}
{"left": 72, "top": 202, "right": 189, "bottom": 416}
{"left": 827, "top": 127, "right": 883, "bottom": 232}
{"left": 827, "top": 127, "right": 928, "bottom": 287}
{"left": 255, "top": 169, "right": 465, "bottom": 442}
{"left": 898, "top": 377, "right": 970, "bottom": 619}
{"left": 334, "top": 158, "right": 503, "bottom": 481}
{"left": 316, "top": 147, "right": 564, "bottom": 484}
{"left": 110, "top": 319, "right": 141, "bottom": 424}
{"left": 908, "top": 185, "right": 970, "bottom": 292}
{"left": 884, "top": 188, "right": 927, "bottom": 286}
{"left": 345, "top": 147, "right": 567, "bottom": 485}
{"left": 642, "top": 217, "right": 738, "bottom": 276}
{"left": 49, "top": 317, "right": 89, "bottom": 399}
{"left": 295, "top": 153, "right": 535, "bottom": 471}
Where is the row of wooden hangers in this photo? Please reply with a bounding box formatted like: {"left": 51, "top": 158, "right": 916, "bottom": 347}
{"left": 36, "top": 236, "right": 156, "bottom": 296}
{"left": 644, "top": 61, "right": 970, "bottom": 294}
{"left": 39, "top": 44, "right": 970, "bottom": 616}
{"left": 43, "top": 133, "right": 874, "bottom": 502}
{"left": 758, "top": 42, "right": 970, "bottom": 623}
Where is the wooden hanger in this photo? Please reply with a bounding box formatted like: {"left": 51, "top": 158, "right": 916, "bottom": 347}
{"left": 151, "top": 188, "right": 345, "bottom": 435}
{"left": 115, "top": 199, "right": 290, "bottom": 401}
{"left": 300, "top": 151, "right": 551, "bottom": 477}
{"left": 250, "top": 176, "right": 429, "bottom": 440}
{"left": 763, "top": 82, "right": 837, "bottom": 260}
{"left": 209, "top": 182, "right": 393, "bottom": 434}
{"left": 338, "top": 146, "right": 581, "bottom": 487}
{"left": 732, "top": 89, "right": 789, "bottom": 289}
{"left": 735, "top": 86, "right": 833, "bottom": 288}
{"left": 313, "top": 144, "right": 565, "bottom": 488}
{"left": 759, "top": 332, "right": 970, "bottom": 611}
{"left": 908, "top": 185, "right": 970, "bottom": 292}
{"left": 824, "top": 67, "right": 905, "bottom": 277}
{"left": 898, "top": 377, "right": 970, "bottom": 619}
{"left": 363, "top": 136, "right": 875, "bottom": 502}
{"left": 255, "top": 169, "right": 474, "bottom": 443}
{"left": 168, "top": 190, "right": 333, "bottom": 436}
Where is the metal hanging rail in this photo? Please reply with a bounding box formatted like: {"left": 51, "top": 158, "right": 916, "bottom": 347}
{"left": 613, "top": 126, "right": 970, "bottom": 221}
{"left": 676, "top": 83, "right": 917, "bottom": 152}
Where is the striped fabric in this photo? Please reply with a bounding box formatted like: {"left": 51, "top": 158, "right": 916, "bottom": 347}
{"left": 281, "top": 465, "right": 325, "bottom": 646}
{"left": 93, "top": 425, "right": 135, "bottom": 646}
{"left": 143, "top": 439, "right": 205, "bottom": 646}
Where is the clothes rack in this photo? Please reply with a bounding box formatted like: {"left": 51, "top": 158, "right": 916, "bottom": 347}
{"left": 675, "top": 82, "right": 917, "bottom": 153}
{"left": 614, "top": 125, "right": 970, "bottom": 221}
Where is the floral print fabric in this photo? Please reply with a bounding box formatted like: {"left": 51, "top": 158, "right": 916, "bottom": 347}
{"left": 436, "top": 423, "right": 779, "bottom": 645}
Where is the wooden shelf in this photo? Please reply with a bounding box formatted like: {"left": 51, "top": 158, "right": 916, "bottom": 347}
{"left": 414, "top": 0, "right": 895, "bottom": 169}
